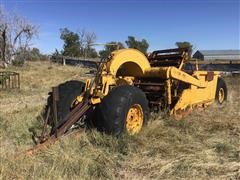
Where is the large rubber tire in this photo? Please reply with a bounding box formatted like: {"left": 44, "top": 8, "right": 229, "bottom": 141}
{"left": 94, "top": 85, "right": 149, "bottom": 136}
{"left": 215, "top": 77, "right": 227, "bottom": 104}
{"left": 44, "top": 80, "right": 85, "bottom": 127}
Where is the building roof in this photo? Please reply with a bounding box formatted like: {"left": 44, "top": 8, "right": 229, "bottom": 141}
{"left": 197, "top": 50, "right": 240, "bottom": 56}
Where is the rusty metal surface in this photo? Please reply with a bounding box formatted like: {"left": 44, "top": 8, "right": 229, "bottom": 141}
{"left": 148, "top": 48, "right": 189, "bottom": 68}
{"left": 53, "top": 101, "right": 90, "bottom": 137}
{"left": 0, "top": 71, "right": 20, "bottom": 89}
{"left": 39, "top": 87, "right": 91, "bottom": 143}
{"left": 174, "top": 107, "right": 192, "bottom": 120}
{"left": 39, "top": 107, "right": 50, "bottom": 143}
{"left": 37, "top": 101, "right": 90, "bottom": 149}
{"left": 16, "top": 128, "right": 85, "bottom": 158}
{"left": 149, "top": 48, "right": 189, "bottom": 56}
{"left": 15, "top": 81, "right": 92, "bottom": 157}
{"left": 134, "top": 82, "right": 164, "bottom": 86}
{"left": 138, "top": 85, "right": 162, "bottom": 92}
{"left": 52, "top": 87, "right": 59, "bottom": 137}
{"left": 205, "top": 71, "right": 214, "bottom": 81}
{"left": 17, "top": 101, "right": 91, "bottom": 157}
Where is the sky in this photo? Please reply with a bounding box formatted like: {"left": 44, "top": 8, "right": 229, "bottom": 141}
{"left": 1, "top": 0, "right": 239, "bottom": 54}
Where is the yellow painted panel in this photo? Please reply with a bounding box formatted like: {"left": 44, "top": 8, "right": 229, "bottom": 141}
{"left": 106, "top": 49, "right": 151, "bottom": 76}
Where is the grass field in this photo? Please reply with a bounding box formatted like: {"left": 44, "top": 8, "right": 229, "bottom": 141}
{"left": 0, "top": 61, "right": 239, "bottom": 179}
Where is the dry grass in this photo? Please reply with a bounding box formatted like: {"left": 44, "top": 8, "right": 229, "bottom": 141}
{"left": 0, "top": 61, "right": 239, "bottom": 179}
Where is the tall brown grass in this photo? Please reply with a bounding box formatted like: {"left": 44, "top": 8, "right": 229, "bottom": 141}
{"left": 0, "top": 61, "right": 239, "bottom": 179}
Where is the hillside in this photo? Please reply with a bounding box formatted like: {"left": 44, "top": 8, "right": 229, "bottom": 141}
{"left": 0, "top": 61, "right": 239, "bottom": 179}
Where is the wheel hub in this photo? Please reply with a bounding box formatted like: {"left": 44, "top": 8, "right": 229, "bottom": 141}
{"left": 126, "top": 104, "right": 143, "bottom": 135}
{"left": 218, "top": 88, "right": 225, "bottom": 103}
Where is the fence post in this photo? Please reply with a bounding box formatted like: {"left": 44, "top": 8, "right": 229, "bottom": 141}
{"left": 62, "top": 56, "right": 66, "bottom": 66}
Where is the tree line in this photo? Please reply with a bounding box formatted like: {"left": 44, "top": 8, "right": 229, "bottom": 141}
{"left": 0, "top": 7, "right": 193, "bottom": 68}
{"left": 54, "top": 27, "right": 151, "bottom": 60}
{"left": 54, "top": 27, "right": 193, "bottom": 60}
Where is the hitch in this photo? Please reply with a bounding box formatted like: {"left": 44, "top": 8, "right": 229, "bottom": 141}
{"left": 40, "top": 86, "right": 91, "bottom": 143}
{"left": 20, "top": 86, "right": 92, "bottom": 156}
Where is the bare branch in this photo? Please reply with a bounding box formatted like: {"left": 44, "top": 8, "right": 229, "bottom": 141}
{"left": 85, "top": 31, "right": 96, "bottom": 47}
{"left": 0, "top": 6, "right": 38, "bottom": 67}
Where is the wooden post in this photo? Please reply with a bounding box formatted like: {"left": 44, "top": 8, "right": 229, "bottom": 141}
{"left": 62, "top": 56, "right": 66, "bottom": 66}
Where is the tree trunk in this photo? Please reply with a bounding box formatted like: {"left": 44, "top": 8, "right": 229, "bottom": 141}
{"left": 3, "top": 61, "right": 8, "bottom": 68}
{"left": 2, "top": 29, "right": 6, "bottom": 64}
{"left": 0, "top": 28, "right": 7, "bottom": 68}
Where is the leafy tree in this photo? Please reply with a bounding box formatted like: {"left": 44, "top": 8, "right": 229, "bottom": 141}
{"left": 99, "top": 41, "right": 124, "bottom": 59}
{"left": 60, "top": 28, "right": 81, "bottom": 57}
{"left": 85, "top": 47, "right": 98, "bottom": 58}
{"left": 59, "top": 28, "right": 98, "bottom": 58}
{"left": 99, "top": 50, "right": 108, "bottom": 60}
{"left": 28, "top": 47, "right": 48, "bottom": 61}
{"left": 31, "top": 47, "right": 40, "bottom": 56}
{"left": 12, "top": 47, "right": 47, "bottom": 66}
{"left": 175, "top": 41, "right": 193, "bottom": 55}
{"left": 52, "top": 49, "right": 60, "bottom": 57}
{"left": 125, "top": 36, "right": 149, "bottom": 54}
